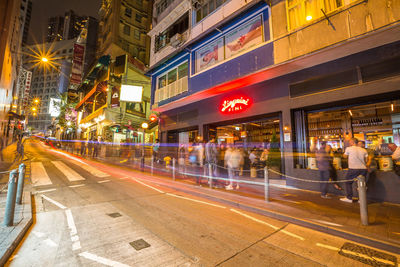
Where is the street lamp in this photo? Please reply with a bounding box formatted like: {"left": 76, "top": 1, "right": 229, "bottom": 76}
{"left": 41, "top": 57, "right": 49, "bottom": 63}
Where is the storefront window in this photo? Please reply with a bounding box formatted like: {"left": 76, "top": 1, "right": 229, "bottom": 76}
{"left": 299, "top": 99, "right": 400, "bottom": 171}
{"left": 158, "top": 75, "right": 166, "bottom": 89}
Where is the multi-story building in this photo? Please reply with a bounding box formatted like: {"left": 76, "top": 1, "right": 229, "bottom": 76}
{"left": 20, "top": 0, "right": 32, "bottom": 46}
{"left": 47, "top": 10, "right": 89, "bottom": 43}
{"left": 96, "top": 0, "right": 152, "bottom": 64}
{"left": 75, "top": 0, "right": 153, "bottom": 145}
{"left": 147, "top": 0, "right": 400, "bottom": 203}
{"left": 0, "top": 0, "right": 26, "bottom": 136}
{"left": 23, "top": 39, "right": 76, "bottom": 132}
{"left": 47, "top": 16, "right": 65, "bottom": 43}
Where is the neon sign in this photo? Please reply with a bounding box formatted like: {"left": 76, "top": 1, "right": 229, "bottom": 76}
{"left": 220, "top": 96, "right": 252, "bottom": 114}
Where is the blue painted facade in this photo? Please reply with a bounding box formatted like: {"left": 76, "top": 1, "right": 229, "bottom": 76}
{"left": 149, "top": 2, "right": 273, "bottom": 107}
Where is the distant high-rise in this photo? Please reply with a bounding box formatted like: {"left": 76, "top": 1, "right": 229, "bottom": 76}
{"left": 46, "top": 10, "right": 88, "bottom": 43}
{"left": 47, "top": 16, "right": 64, "bottom": 42}
{"left": 20, "top": 0, "right": 32, "bottom": 46}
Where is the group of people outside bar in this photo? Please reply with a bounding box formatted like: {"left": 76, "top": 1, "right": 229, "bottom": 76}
{"left": 316, "top": 137, "right": 400, "bottom": 202}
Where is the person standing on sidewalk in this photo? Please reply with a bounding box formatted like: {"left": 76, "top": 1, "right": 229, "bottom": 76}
{"left": 205, "top": 138, "right": 218, "bottom": 177}
{"left": 225, "top": 146, "right": 243, "bottom": 190}
{"left": 316, "top": 141, "right": 332, "bottom": 198}
{"left": 341, "top": 138, "right": 369, "bottom": 203}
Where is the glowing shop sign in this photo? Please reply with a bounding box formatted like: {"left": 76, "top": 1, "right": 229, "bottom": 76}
{"left": 220, "top": 96, "right": 252, "bottom": 114}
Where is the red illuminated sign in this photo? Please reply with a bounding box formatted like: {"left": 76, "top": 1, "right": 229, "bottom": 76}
{"left": 149, "top": 114, "right": 158, "bottom": 122}
{"left": 220, "top": 96, "right": 252, "bottom": 114}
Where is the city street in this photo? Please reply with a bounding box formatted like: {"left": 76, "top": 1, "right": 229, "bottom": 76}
{"left": 5, "top": 139, "right": 399, "bottom": 266}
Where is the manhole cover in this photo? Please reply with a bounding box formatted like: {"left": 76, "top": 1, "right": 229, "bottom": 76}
{"left": 107, "top": 212, "right": 122, "bottom": 218}
{"left": 130, "top": 239, "right": 151, "bottom": 251}
{"left": 339, "top": 242, "right": 397, "bottom": 267}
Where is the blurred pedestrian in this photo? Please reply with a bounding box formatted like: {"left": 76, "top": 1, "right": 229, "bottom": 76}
{"left": 80, "top": 140, "right": 86, "bottom": 156}
{"left": 87, "top": 139, "right": 93, "bottom": 157}
{"left": 341, "top": 138, "right": 368, "bottom": 203}
{"left": 152, "top": 139, "right": 160, "bottom": 163}
{"left": 225, "top": 146, "right": 243, "bottom": 190}
{"left": 316, "top": 141, "right": 332, "bottom": 198}
{"left": 93, "top": 138, "right": 100, "bottom": 157}
{"left": 0, "top": 135, "right": 4, "bottom": 161}
{"left": 205, "top": 138, "right": 218, "bottom": 177}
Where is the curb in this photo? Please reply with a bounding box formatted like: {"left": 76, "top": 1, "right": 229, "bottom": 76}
{"left": 0, "top": 192, "right": 33, "bottom": 266}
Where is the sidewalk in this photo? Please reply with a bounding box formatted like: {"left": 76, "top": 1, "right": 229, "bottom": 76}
{"left": 0, "top": 141, "right": 33, "bottom": 266}
{"left": 81, "top": 152, "right": 400, "bottom": 254}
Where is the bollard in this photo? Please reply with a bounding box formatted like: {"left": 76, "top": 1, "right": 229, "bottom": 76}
{"left": 357, "top": 175, "right": 368, "bottom": 226}
{"left": 172, "top": 158, "right": 176, "bottom": 180}
{"left": 264, "top": 167, "right": 269, "bottom": 202}
{"left": 3, "top": 170, "right": 18, "bottom": 226}
{"left": 151, "top": 156, "right": 154, "bottom": 176}
{"left": 16, "top": 163, "right": 26, "bottom": 205}
{"left": 208, "top": 163, "right": 213, "bottom": 188}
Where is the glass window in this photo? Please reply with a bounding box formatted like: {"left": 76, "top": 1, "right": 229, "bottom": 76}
{"left": 196, "top": 0, "right": 227, "bottom": 23}
{"left": 167, "top": 69, "right": 177, "bottom": 85}
{"left": 135, "top": 14, "right": 142, "bottom": 23}
{"left": 134, "top": 29, "right": 140, "bottom": 40}
{"left": 296, "top": 99, "right": 400, "bottom": 171}
{"left": 123, "top": 25, "right": 130, "bottom": 35}
{"left": 287, "top": 0, "right": 356, "bottom": 30}
{"left": 125, "top": 7, "right": 132, "bottom": 18}
{"left": 158, "top": 75, "right": 166, "bottom": 89}
{"left": 178, "top": 62, "right": 188, "bottom": 79}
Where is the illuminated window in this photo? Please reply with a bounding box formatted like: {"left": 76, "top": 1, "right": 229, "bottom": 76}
{"left": 287, "top": 0, "right": 357, "bottom": 30}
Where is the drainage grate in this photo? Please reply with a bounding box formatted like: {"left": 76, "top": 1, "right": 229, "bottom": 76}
{"left": 130, "top": 239, "right": 151, "bottom": 251}
{"left": 107, "top": 212, "right": 122, "bottom": 218}
{"left": 339, "top": 242, "right": 397, "bottom": 267}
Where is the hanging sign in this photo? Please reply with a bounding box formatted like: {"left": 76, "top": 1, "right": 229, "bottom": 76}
{"left": 111, "top": 86, "right": 120, "bottom": 108}
{"left": 220, "top": 96, "right": 252, "bottom": 114}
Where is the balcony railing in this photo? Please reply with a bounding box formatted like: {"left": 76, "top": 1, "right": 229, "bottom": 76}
{"left": 154, "top": 76, "right": 188, "bottom": 104}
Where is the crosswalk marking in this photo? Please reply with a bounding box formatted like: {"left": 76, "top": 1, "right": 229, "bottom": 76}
{"left": 31, "top": 162, "right": 52, "bottom": 186}
{"left": 51, "top": 161, "right": 85, "bottom": 182}
{"left": 67, "top": 159, "right": 110, "bottom": 178}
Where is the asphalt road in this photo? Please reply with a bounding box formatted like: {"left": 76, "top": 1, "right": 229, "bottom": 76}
{"left": 6, "top": 139, "right": 400, "bottom": 266}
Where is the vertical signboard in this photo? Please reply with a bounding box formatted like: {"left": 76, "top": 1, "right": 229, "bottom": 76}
{"left": 111, "top": 86, "right": 120, "bottom": 108}
{"left": 23, "top": 71, "right": 32, "bottom": 106}
{"left": 70, "top": 43, "right": 85, "bottom": 84}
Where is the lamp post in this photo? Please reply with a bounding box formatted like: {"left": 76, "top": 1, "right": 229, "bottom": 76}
{"left": 141, "top": 122, "right": 149, "bottom": 170}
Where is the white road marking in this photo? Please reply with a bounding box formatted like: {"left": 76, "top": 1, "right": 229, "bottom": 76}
{"left": 316, "top": 243, "right": 397, "bottom": 266}
{"left": 32, "top": 231, "right": 45, "bottom": 238}
{"left": 316, "top": 243, "right": 339, "bottom": 251}
{"left": 51, "top": 161, "right": 85, "bottom": 181}
{"left": 31, "top": 162, "right": 52, "bottom": 186}
{"left": 67, "top": 159, "right": 110, "bottom": 178}
{"left": 119, "top": 177, "right": 129, "bottom": 180}
{"left": 69, "top": 184, "right": 85, "bottom": 188}
{"left": 280, "top": 230, "right": 305, "bottom": 241}
{"left": 65, "top": 209, "right": 82, "bottom": 251}
{"left": 230, "top": 209, "right": 279, "bottom": 230}
{"left": 65, "top": 209, "right": 77, "bottom": 235}
{"left": 131, "top": 177, "right": 165, "bottom": 193}
{"left": 35, "top": 189, "right": 56, "bottom": 194}
{"left": 44, "top": 238, "right": 58, "bottom": 247}
{"left": 79, "top": 252, "right": 131, "bottom": 267}
{"left": 312, "top": 219, "right": 343, "bottom": 227}
{"left": 166, "top": 193, "right": 226, "bottom": 209}
{"left": 230, "top": 208, "right": 305, "bottom": 240}
{"left": 98, "top": 180, "right": 110, "bottom": 184}
{"left": 41, "top": 195, "right": 67, "bottom": 209}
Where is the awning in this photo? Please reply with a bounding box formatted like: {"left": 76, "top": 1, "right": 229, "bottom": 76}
{"left": 79, "top": 105, "right": 107, "bottom": 124}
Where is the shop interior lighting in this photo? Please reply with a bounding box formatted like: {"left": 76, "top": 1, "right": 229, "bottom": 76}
{"left": 348, "top": 110, "right": 353, "bottom": 116}
{"left": 306, "top": 15, "right": 312, "bottom": 21}
{"left": 391, "top": 103, "right": 394, "bottom": 112}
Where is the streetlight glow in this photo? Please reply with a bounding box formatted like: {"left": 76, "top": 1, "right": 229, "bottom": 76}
{"left": 33, "top": 98, "right": 40, "bottom": 104}
{"left": 41, "top": 57, "right": 49, "bottom": 62}
{"left": 31, "top": 107, "right": 37, "bottom": 112}
{"left": 141, "top": 122, "right": 149, "bottom": 129}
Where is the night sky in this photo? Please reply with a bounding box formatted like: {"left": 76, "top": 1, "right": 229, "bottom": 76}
{"left": 28, "top": 0, "right": 101, "bottom": 45}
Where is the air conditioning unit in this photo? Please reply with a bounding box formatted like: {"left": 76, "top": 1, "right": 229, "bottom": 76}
{"left": 170, "top": 33, "right": 182, "bottom": 48}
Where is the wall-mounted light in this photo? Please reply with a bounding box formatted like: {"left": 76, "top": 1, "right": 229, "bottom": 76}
{"left": 348, "top": 110, "right": 353, "bottom": 116}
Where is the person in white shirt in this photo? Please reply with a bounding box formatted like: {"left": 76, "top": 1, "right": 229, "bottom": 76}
{"left": 341, "top": 138, "right": 369, "bottom": 203}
